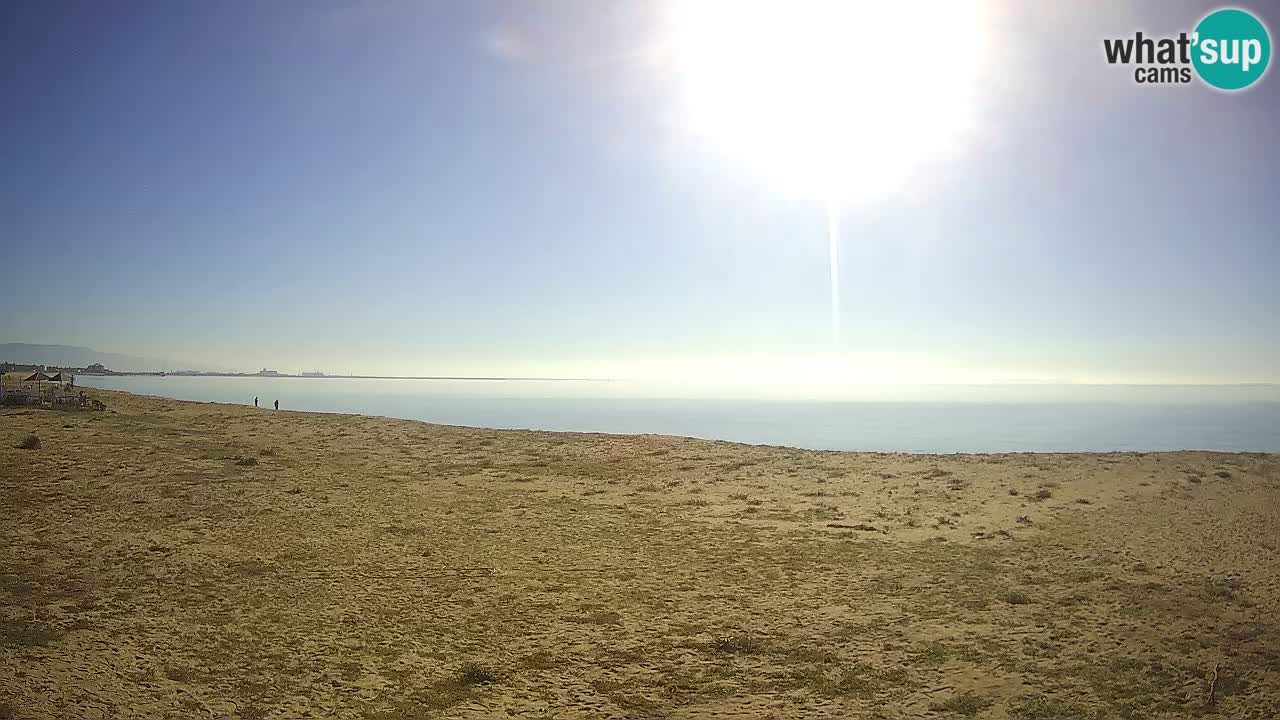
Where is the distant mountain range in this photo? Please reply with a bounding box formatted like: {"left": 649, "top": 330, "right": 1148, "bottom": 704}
{"left": 0, "top": 344, "right": 156, "bottom": 372}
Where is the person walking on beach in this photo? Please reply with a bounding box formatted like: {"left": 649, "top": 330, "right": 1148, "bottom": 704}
{"left": 254, "top": 396, "right": 259, "bottom": 408}
{"left": 273, "top": 399, "right": 279, "bottom": 411}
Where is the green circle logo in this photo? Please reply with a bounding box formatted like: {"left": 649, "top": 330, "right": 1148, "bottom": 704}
{"left": 1192, "top": 8, "right": 1271, "bottom": 90}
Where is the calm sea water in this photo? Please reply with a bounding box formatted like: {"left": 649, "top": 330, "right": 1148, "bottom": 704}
{"left": 77, "top": 376, "right": 1280, "bottom": 453}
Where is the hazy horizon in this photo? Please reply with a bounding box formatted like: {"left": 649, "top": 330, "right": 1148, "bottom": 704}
{"left": 4, "top": 1, "right": 1278, "bottom": 387}
{"left": 6, "top": 341, "right": 1280, "bottom": 393}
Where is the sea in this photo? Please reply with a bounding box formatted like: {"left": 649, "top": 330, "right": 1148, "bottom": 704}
{"left": 76, "top": 376, "right": 1280, "bottom": 454}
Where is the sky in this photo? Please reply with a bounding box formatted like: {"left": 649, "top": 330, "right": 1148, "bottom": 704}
{"left": 2, "top": 0, "right": 1278, "bottom": 387}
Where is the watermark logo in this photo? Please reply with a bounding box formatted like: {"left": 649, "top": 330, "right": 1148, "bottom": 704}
{"left": 1193, "top": 8, "right": 1271, "bottom": 89}
{"left": 1103, "top": 7, "right": 1271, "bottom": 90}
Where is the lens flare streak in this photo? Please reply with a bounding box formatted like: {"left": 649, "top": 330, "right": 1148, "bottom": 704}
{"left": 827, "top": 202, "right": 840, "bottom": 345}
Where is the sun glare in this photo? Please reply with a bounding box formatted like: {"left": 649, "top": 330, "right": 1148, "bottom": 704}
{"left": 666, "top": 0, "right": 993, "bottom": 203}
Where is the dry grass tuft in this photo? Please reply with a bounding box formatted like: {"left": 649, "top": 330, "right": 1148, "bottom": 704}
{"left": 712, "top": 634, "right": 763, "bottom": 655}
{"left": 457, "top": 663, "right": 499, "bottom": 686}
{"left": 1004, "top": 589, "right": 1031, "bottom": 605}
{"left": 929, "top": 690, "right": 993, "bottom": 717}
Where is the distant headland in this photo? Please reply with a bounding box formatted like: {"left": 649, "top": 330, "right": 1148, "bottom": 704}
{"left": 1, "top": 344, "right": 612, "bottom": 382}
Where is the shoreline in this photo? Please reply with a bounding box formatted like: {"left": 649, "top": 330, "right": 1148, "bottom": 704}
{"left": 72, "top": 384, "right": 1280, "bottom": 455}
{"left": 74, "top": 389, "right": 1280, "bottom": 455}
{"left": 3, "top": 390, "right": 1278, "bottom": 717}
{"left": 78, "top": 372, "right": 618, "bottom": 382}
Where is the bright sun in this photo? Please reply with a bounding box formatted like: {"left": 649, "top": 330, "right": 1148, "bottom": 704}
{"left": 665, "top": 0, "right": 993, "bottom": 203}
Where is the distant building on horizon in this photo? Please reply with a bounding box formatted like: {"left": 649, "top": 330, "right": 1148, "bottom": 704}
{"left": 2, "top": 362, "right": 47, "bottom": 373}
{"left": 301, "top": 371, "right": 325, "bottom": 377}
{"left": 256, "top": 368, "right": 281, "bottom": 377}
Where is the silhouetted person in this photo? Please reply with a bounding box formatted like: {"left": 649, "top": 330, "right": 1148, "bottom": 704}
{"left": 273, "top": 399, "right": 279, "bottom": 411}
{"left": 254, "top": 396, "right": 259, "bottom": 408}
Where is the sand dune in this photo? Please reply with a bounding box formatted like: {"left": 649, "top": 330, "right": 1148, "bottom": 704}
{"left": 2, "top": 390, "right": 1278, "bottom": 718}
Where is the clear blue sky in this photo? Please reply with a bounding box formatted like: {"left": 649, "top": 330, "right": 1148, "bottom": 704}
{"left": 2, "top": 1, "right": 1277, "bottom": 386}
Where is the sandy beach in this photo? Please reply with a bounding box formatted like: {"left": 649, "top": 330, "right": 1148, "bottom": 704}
{"left": 2, "top": 390, "right": 1278, "bottom": 719}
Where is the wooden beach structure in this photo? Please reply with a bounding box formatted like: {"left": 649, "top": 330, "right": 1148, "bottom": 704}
{"left": 1, "top": 370, "right": 100, "bottom": 409}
